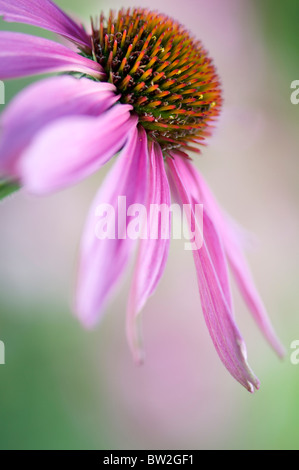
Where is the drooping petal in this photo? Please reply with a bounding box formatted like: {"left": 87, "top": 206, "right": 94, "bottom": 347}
{"left": 177, "top": 157, "right": 285, "bottom": 358}
{"left": 172, "top": 156, "right": 234, "bottom": 313}
{"left": 0, "top": 0, "right": 90, "bottom": 47}
{"left": 0, "top": 76, "right": 119, "bottom": 176}
{"left": 18, "top": 104, "right": 136, "bottom": 194}
{"left": 167, "top": 155, "right": 260, "bottom": 393}
{"left": 0, "top": 32, "right": 103, "bottom": 80}
{"left": 76, "top": 126, "right": 149, "bottom": 328}
{"left": 127, "top": 142, "right": 171, "bottom": 362}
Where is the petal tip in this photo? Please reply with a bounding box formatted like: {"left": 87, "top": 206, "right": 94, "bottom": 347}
{"left": 74, "top": 301, "right": 98, "bottom": 331}
{"left": 275, "top": 342, "right": 286, "bottom": 360}
{"left": 134, "top": 352, "right": 145, "bottom": 366}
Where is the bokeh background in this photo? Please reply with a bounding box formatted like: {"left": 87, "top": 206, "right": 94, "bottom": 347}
{"left": 0, "top": 0, "right": 298, "bottom": 450}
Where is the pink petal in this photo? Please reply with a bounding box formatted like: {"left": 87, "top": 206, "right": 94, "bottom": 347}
{"left": 0, "top": 76, "right": 118, "bottom": 177}
{"left": 18, "top": 104, "right": 136, "bottom": 194}
{"left": 76, "top": 126, "right": 149, "bottom": 328}
{"left": 177, "top": 157, "right": 285, "bottom": 358}
{"left": 127, "top": 142, "right": 171, "bottom": 363}
{"left": 172, "top": 157, "right": 233, "bottom": 313}
{"left": 0, "top": 0, "right": 90, "bottom": 47}
{"left": 167, "top": 154, "right": 260, "bottom": 393}
{"left": 0, "top": 32, "right": 103, "bottom": 79}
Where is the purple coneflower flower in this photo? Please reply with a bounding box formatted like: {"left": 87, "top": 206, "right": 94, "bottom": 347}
{"left": 0, "top": 0, "right": 284, "bottom": 392}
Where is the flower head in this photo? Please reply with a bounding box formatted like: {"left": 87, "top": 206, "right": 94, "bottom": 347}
{"left": 88, "top": 8, "right": 221, "bottom": 153}
{"left": 0, "top": 0, "right": 284, "bottom": 392}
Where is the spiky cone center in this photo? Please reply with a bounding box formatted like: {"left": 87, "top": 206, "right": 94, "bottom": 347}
{"left": 87, "top": 8, "right": 222, "bottom": 154}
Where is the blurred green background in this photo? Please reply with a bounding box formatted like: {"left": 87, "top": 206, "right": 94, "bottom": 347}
{"left": 0, "top": 0, "right": 299, "bottom": 450}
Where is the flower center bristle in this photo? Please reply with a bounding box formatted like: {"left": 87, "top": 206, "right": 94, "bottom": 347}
{"left": 88, "top": 8, "right": 222, "bottom": 153}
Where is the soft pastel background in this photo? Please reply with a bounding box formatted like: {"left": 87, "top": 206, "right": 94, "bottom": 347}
{"left": 0, "top": 0, "right": 298, "bottom": 450}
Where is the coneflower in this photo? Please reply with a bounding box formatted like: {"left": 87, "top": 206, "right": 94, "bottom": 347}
{"left": 0, "top": 0, "right": 284, "bottom": 392}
